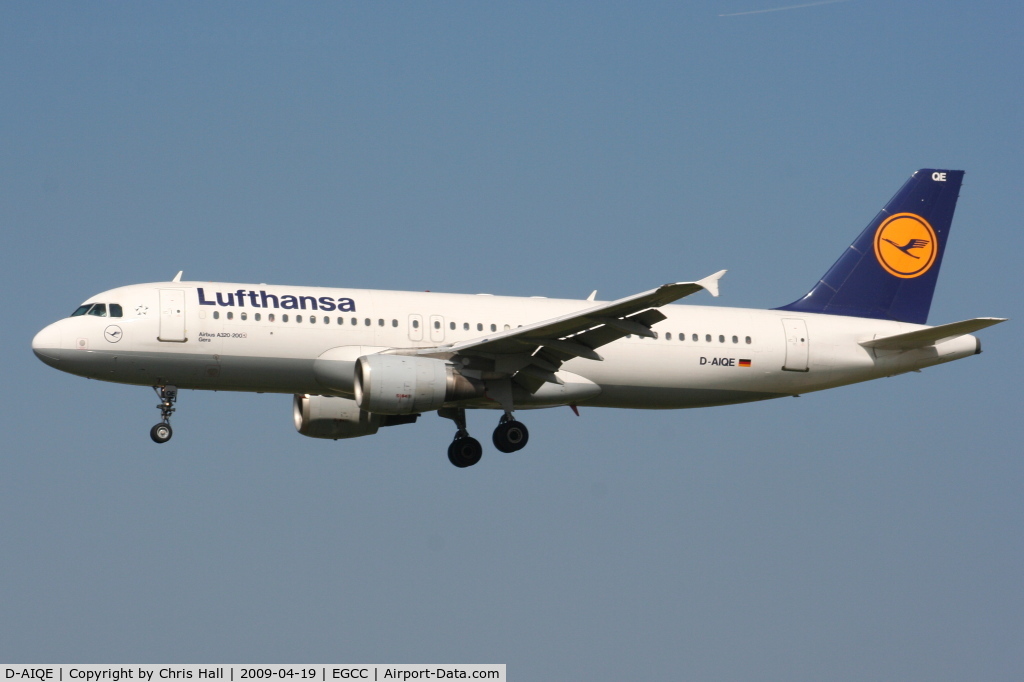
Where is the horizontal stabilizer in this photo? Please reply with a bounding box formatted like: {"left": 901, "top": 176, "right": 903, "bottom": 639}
{"left": 860, "top": 317, "right": 1006, "bottom": 351}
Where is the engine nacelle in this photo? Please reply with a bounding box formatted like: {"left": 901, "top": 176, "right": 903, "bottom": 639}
{"left": 353, "top": 354, "right": 483, "bottom": 415}
{"left": 293, "top": 394, "right": 382, "bottom": 439}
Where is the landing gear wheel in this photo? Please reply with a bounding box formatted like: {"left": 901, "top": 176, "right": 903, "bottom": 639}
{"left": 150, "top": 423, "right": 173, "bottom": 443}
{"left": 493, "top": 420, "right": 529, "bottom": 453}
{"left": 448, "top": 436, "right": 483, "bottom": 468}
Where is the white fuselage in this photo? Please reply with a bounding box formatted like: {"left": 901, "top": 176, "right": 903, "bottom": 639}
{"left": 32, "top": 281, "right": 980, "bottom": 411}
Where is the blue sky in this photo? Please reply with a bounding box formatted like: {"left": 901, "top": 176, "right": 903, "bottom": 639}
{"left": 2, "top": 2, "right": 1021, "bottom": 679}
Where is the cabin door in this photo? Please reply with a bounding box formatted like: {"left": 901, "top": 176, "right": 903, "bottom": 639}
{"left": 158, "top": 289, "right": 187, "bottom": 342}
{"left": 782, "top": 318, "right": 809, "bottom": 372}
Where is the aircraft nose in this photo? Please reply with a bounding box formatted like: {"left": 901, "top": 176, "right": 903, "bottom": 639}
{"left": 32, "top": 323, "right": 62, "bottom": 365}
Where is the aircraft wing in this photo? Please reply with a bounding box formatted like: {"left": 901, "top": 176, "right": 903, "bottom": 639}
{"left": 860, "top": 317, "right": 1007, "bottom": 351}
{"left": 411, "top": 270, "right": 726, "bottom": 392}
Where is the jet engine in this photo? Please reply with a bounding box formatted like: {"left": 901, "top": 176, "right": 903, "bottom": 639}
{"left": 353, "top": 354, "right": 483, "bottom": 415}
{"left": 293, "top": 394, "right": 416, "bottom": 440}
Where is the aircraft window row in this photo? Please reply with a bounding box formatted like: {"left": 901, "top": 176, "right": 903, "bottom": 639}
{"left": 629, "top": 331, "right": 753, "bottom": 344}
{"left": 70, "top": 303, "right": 123, "bottom": 318}
{"left": 413, "top": 319, "right": 509, "bottom": 331}
{"left": 209, "top": 311, "right": 402, "bottom": 327}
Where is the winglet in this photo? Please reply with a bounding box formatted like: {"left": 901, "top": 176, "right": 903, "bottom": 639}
{"left": 586, "top": 290, "right": 597, "bottom": 302}
{"left": 172, "top": 271, "right": 183, "bottom": 283}
{"left": 696, "top": 269, "right": 726, "bottom": 298}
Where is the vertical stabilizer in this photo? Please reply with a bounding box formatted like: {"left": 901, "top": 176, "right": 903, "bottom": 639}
{"left": 776, "top": 169, "right": 963, "bottom": 324}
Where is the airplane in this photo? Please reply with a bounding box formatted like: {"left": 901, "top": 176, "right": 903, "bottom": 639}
{"left": 32, "top": 169, "right": 1005, "bottom": 467}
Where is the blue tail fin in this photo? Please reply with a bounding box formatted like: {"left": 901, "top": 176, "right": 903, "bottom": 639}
{"left": 775, "top": 169, "right": 964, "bottom": 324}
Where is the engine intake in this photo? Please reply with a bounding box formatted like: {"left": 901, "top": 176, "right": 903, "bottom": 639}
{"left": 353, "top": 354, "right": 483, "bottom": 415}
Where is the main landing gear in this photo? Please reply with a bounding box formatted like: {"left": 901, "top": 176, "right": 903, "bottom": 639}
{"left": 493, "top": 414, "right": 529, "bottom": 453}
{"left": 439, "top": 408, "right": 530, "bottom": 468}
{"left": 150, "top": 385, "right": 177, "bottom": 444}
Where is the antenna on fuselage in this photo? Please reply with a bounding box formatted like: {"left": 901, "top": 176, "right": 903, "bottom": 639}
{"left": 172, "top": 271, "right": 183, "bottom": 283}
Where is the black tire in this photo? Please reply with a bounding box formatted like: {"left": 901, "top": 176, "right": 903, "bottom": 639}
{"left": 493, "top": 420, "right": 529, "bottom": 453}
{"left": 448, "top": 436, "right": 483, "bottom": 468}
{"left": 150, "top": 423, "right": 173, "bottom": 444}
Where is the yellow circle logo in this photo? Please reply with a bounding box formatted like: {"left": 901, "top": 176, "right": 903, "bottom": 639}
{"left": 873, "top": 213, "right": 938, "bottom": 279}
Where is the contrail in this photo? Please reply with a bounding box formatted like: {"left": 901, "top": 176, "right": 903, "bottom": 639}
{"left": 720, "top": 0, "right": 851, "bottom": 17}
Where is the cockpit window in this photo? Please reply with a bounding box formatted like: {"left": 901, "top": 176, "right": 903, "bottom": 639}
{"left": 71, "top": 303, "right": 121, "bottom": 317}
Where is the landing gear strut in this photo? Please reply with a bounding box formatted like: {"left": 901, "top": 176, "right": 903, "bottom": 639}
{"left": 150, "top": 385, "right": 177, "bottom": 444}
{"left": 492, "top": 414, "right": 529, "bottom": 453}
{"left": 439, "top": 407, "right": 482, "bottom": 468}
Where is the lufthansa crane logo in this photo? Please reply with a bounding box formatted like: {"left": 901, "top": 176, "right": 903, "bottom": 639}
{"left": 104, "top": 325, "right": 123, "bottom": 343}
{"left": 873, "top": 213, "right": 938, "bottom": 279}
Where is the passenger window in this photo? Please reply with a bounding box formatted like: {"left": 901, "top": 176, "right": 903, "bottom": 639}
{"left": 392, "top": 319, "right": 398, "bottom": 327}
{"left": 718, "top": 335, "right": 724, "bottom": 343}
{"left": 450, "top": 322, "right": 456, "bottom": 330}
{"left": 463, "top": 322, "right": 469, "bottom": 331}
{"left": 241, "top": 312, "right": 247, "bottom": 321}
{"left": 746, "top": 336, "right": 752, "bottom": 344}
{"left": 269, "top": 313, "right": 275, "bottom": 322}
{"left": 109, "top": 304, "right": 123, "bottom": 318}
{"left": 692, "top": 334, "right": 698, "bottom": 342}
{"left": 296, "top": 315, "right": 302, "bottom": 323}
{"left": 477, "top": 323, "right": 483, "bottom": 331}
{"left": 490, "top": 324, "right": 496, "bottom": 332}
{"left": 433, "top": 320, "right": 440, "bottom": 329}
{"left": 282, "top": 314, "right": 289, "bottom": 322}
{"left": 309, "top": 315, "right": 316, "bottom": 324}
{"left": 653, "top": 332, "right": 659, "bottom": 339}
{"left": 213, "top": 311, "right": 220, "bottom": 320}
{"left": 71, "top": 304, "right": 92, "bottom": 317}
{"left": 504, "top": 324, "right": 511, "bottom": 331}
{"left": 87, "top": 304, "right": 107, "bottom": 317}
{"left": 351, "top": 317, "right": 357, "bottom": 325}
{"left": 365, "top": 318, "right": 371, "bottom": 326}
{"left": 732, "top": 335, "right": 738, "bottom": 343}
{"left": 227, "top": 311, "right": 233, "bottom": 320}
{"left": 412, "top": 319, "right": 420, "bottom": 329}
{"left": 666, "top": 333, "right": 672, "bottom": 340}
{"left": 255, "top": 313, "right": 261, "bottom": 321}
{"left": 338, "top": 317, "right": 344, "bottom": 325}
{"left": 705, "top": 334, "right": 711, "bottom": 342}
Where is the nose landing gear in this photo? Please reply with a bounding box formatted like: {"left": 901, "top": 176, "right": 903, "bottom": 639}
{"left": 150, "top": 385, "right": 177, "bottom": 443}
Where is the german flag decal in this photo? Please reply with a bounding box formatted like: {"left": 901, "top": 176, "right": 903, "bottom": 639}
{"left": 738, "top": 359, "right": 752, "bottom": 367}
